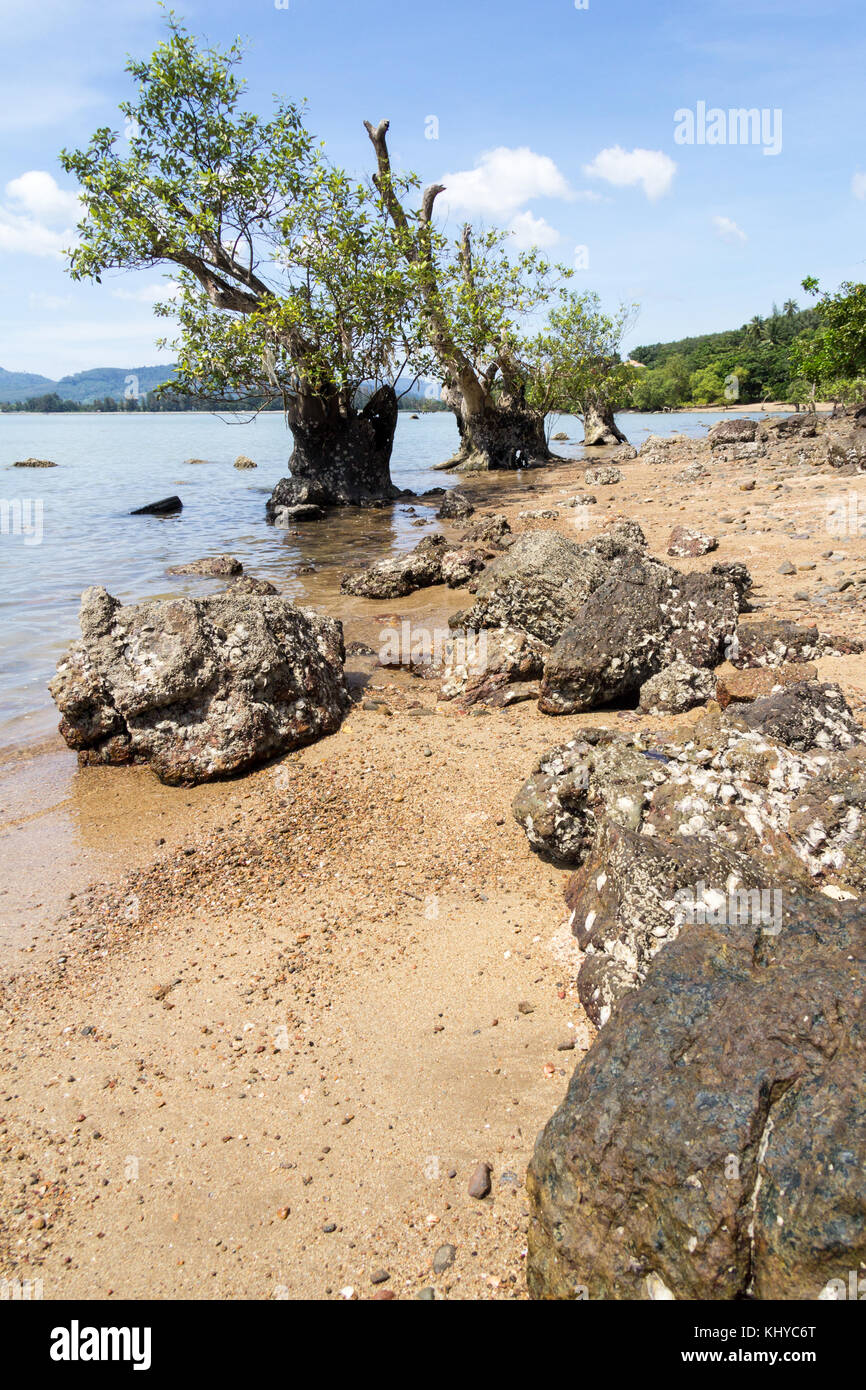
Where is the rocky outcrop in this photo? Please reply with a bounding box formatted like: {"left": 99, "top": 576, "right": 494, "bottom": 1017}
{"left": 708, "top": 417, "right": 758, "bottom": 446}
{"left": 538, "top": 559, "right": 741, "bottom": 714}
{"left": 584, "top": 465, "right": 622, "bottom": 486}
{"left": 233, "top": 455, "right": 257, "bottom": 470}
{"left": 49, "top": 586, "right": 349, "bottom": 785}
{"left": 725, "top": 680, "right": 864, "bottom": 751}
{"left": 12, "top": 457, "right": 57, "bottom": 468}
{"left": 340, "top": 534, "right": 485, "bottom": 599}
{"left": 450, "top": 532, "right": 613, "bottom": 646}
{"left": 527, "top": 878, "right": 866, "bottom": 1299}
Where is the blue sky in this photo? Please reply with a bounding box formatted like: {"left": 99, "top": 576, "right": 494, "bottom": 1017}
{"left": 0, "top": 0, "right": 864, "bottom": 376}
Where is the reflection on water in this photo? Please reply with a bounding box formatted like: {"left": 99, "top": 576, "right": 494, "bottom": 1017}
{"left": 0, "top": 406, "right": 768, "bottom": 748}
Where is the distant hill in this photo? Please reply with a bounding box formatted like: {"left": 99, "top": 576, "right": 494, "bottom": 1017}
{"left": 0, "top": 364, "right": 175, "bottom": 404}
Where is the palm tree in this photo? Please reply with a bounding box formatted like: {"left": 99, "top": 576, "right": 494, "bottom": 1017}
{"left": 783, "top": 299, "right": 799, "bottom": 317}
{"left": 745, "top": 315, "right": 767, "bottom": 343}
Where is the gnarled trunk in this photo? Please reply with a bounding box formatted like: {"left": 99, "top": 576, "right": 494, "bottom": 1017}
{"left": 442, "top": 393, "right": 553, "bottom": 472}
{"left": 582, "top": 403, "right": 628, "bottom": 447}
{"left": 266, "top": 384, "right": 400, "bottom": 518}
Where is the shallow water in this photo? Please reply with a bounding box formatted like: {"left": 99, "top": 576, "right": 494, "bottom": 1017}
{"left": 0, "top": 406, "right": 765, "bottom": 749}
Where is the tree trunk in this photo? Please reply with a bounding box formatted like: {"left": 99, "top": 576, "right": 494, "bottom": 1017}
{"left": 582, "top": 403, "right": 628, "bottom": 447}
{"left": 442, "top": 394, "right": 553, "bottom": 472}
{"left": 266, "top": 384, "right": 400, "bottom": 517}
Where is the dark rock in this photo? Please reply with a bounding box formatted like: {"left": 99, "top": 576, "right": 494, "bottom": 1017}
{"left": 370, "top": 1269, "right": 391, "bottom": 1285}
{"left": 725, "top": 681, "right": 864, "bottom": 751}
{"left": 459, "top": 513, "right": 511, "bottom": 547}
{"left": 437, "top": 490, "right": 475, "bottom": 520}
{"left": 708, "top": 417, "right": 757, "bottom": 446}
{"left": 225, "top": 575, "right": 279, "bottom": 596}
{"left": 49, "top": 586, "right": 349, "bottom": 785}
{"left": 12, "top": 457, "right": 57, "bottom": 468}
{"left": 527, "top": 885, "right": 866, "bottom": 1300}
{"left": 539, "top": 561, "right": 740, "bottom": 714}
{"left": 130, "top": 496, "right": 182, "bottom": 516}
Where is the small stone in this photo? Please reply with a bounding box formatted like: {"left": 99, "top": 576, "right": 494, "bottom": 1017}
{"left": 778, "top": 560, "right": 796, "bottom": 575}
{"left": 370, "top": 1269, "right": 391, "bottom": 1285}
{"left": 557, "top": 1037, "right": 576, "bottom": 1051}
{"left": 433, "top": 1243, "right": 456, "bottom": 1273}
{"left": 468, "top": 1162, "right": 492, "bottom": 1199}
{"left": 323, "top": 1222, "right": 337, "bottom": 1233}
{"left": 416, "top": 1288, "right": 436, "bottom": 1300}
{"left": 517, "top": 1000, "right": 535, "bottom": 1014}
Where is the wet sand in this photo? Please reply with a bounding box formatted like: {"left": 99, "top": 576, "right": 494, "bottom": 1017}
{"left": 1, "top": 431, "right": 864, "bottom": 1299}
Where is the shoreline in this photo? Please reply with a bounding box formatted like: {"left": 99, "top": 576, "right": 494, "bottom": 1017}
{"left": 1, "top": 417, "right": 864, "bottom": 1298}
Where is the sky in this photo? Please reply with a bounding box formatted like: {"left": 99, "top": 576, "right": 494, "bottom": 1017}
{"left": 0, "top": 0, "right": 864, "bottom": 377}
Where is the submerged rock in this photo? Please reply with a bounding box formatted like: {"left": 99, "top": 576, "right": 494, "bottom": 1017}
{"left": 167, "top": 555, "right": 243, "bottom": 578}
{"left": 130, "top": 496, "right": 182, "bottom": 516}
{"left": 50, "top": 586, "right": 349, "bottom": 785}
{"left": 12, "top": 457, "right": 57, "bottom": 468}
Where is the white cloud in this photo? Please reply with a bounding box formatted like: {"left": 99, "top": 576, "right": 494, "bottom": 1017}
{"left": 29, "top": 292, "right": 73, "bottom": 311}
{"left": 508, "top": 211, "right": 560, "bottom": 249}
{"left": 440, "top": 147, "right": 573, "bottom": 217}
{"left": 583, "top": 146, "right": 677, "bottom": 200}
{"left": 111, "top": 281, "right": 182, "bottom": 304}
{"left": 713, "top": 214, "right": 747, "bottom": 244}
{"left": 852, "top": 172, "right": 866, "bottom": 201}
{"left": 0, "top": 171, "right": 81, "bottom": 259}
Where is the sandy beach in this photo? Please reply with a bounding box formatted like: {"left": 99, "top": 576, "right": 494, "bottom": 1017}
{"left": 1, "top": 426, "right": 864, "bottom": 1300}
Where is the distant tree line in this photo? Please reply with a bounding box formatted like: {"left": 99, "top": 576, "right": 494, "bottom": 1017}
{"left": 630, "top": 290, "right": 866, "bottom": 410}
{"left": 0, "top": 388, "right": 449, "bottom": 415}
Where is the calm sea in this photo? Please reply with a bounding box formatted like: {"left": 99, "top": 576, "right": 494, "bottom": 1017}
{"left": 0, "top": 407, "right": 766, "bottom": 749}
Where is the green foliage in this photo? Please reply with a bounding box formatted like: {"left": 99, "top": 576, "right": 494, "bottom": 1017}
{"left": 60, "top": 18, "right": 419, "bottom": 411}
{"left": 790, "top": 279, "right": 866, "bottom": 396}
{"left": 524, "top": 291, "right": 637, "bottom": 418}
{"left": 631, "top": 303, "right": 819, "bottom": 406}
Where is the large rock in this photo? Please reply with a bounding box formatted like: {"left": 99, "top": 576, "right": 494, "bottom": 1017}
{"left": 527, "top": 881, "right": 866, "bottom": 1300}
{"left": 708, "top": 416, "right": 758, "bottom": 446}
{"left": 725, "top": 680, "right": 864, "bottom": 751}
{"left": 439, "top": 626, "right": 548, "bottom": 707}
{"left": 637, "top": 658, "right": 716, "bottom": 714}
{"left": 514, "top": 725, "right": 866, "bottom": 890}
{"left": 49, "top": 586, "right": 349, "bottom": 785}
{"left": 450, "top": 532, "right": 612, "bottom": 645}
{"left": 539, "top": 559, "right": 741, "bottom": 714}
{"left": 340, "top": 535, "right": 483, "bottom": 599}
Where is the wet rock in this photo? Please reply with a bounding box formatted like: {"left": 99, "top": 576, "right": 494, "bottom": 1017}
{"left": 527, "top": 885, "right": 866, "bottom": 1300}
{"left": 637, "top": 659, "right": 716, "bottom": 714}
{"left": 273, "top": 504, "right": 326, "bottom": 524}
{"left": 439, "top": 548, "right": 487, "bottom": 589}
{"left": 130, "top": 496, "right": 183, "bottom": 516}
{"left": 233, "top": 455, "right": 257, "bottom": 470}
{"left": 225, "top": 575, "right": 279, "bottom": 596}
{"left": 437, "top": 490, "right": 475, "bottom": 520}
{"left": 12, "top": 457, "right": 57, "bottom": 468}
{"left": 167, "top": 555, "right": 243, "bottom": 578}
{"left": 341, "top": 536, "right": 449, "bottom": 599}
{"left": 539, "top": 559, "right": 741, "bottom": 714}
{"left": 50, "top": 586, "right": 349, "bottom": 785}
{"left": 584, "top": 466, "right": 622, "bottom": 486}
{"left": 667, "top": 525, "right": 718, "bottom": 557}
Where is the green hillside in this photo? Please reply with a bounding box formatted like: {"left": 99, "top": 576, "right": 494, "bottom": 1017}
{"left": 629, "top": 303, "right": 820, "bottom": 408}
